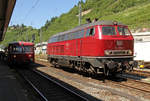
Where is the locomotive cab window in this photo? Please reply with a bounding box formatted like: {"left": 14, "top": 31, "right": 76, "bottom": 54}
{"left": 102, "top": 26, "right": 116, "bottom": 35}
{"left": 117, "top": 27, "right": 131, "bottom": 36}
{"left": 86, "top": 27, "right": 95, "bottom": 37}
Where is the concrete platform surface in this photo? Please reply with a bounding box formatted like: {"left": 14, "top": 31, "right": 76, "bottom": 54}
{"left": 0, "top": 62, "right": 28, "bottom": 101}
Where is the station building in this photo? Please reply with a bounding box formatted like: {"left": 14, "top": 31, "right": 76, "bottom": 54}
{"left": 133, "top": 32, "right": 150, "bottom": 62}
{"left": 35, "top": 42, "right": 48, "bottom": 54}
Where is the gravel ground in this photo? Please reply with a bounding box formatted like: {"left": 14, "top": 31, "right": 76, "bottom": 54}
{"left": 35, "top": 60, "right": 150, "bottom": 101}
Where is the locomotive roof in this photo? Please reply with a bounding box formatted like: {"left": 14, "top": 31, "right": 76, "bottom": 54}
{"left": 8, "top": 41, "right": 34, "bottom": 46}
{"left": 51, "top": 20, "right": 126, "bottom": 38}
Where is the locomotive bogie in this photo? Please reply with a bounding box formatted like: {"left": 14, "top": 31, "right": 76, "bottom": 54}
{"left": 48, "top": 55, "right": 134, "bottom": 76}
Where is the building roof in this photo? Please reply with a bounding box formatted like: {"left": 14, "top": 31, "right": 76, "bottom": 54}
{"left": 0, "top": 0, "right": 16, "bottom": 41}
{"left": 35, "top": 42, "right": 48, "bottom": 47}
{"left": 132, "top": 32, "right": 150, "bottom": 36}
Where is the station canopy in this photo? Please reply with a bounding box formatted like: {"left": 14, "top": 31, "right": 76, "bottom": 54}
{"left": 0, "top": 0, "right": 16, "bottom": 41}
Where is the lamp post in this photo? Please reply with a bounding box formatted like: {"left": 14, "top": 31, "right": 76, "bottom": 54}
{"left": 79, "top": 0, "right": 82, "bottom": 26}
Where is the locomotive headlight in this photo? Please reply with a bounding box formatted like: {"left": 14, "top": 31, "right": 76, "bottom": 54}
{"left": 28, "top": 54, "right": 32, "bottom": 57}
{"left": 14, "top": 55, "right": 16, "bottom": 58}
{"left": 105, "top": 50, "right": 109, "bottom": 55}
{"left": 128, "top": 50, "right": 132, "bottom": 55}
{"left": 105, "top": 50, "right": 112, "bottom": 55}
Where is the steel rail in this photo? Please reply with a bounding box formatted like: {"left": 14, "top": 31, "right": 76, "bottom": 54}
{"left": 17, "top": 69, "right": 48, "bottom": 101}
{"left": 34, "top": 66, "right": 141, "bottom": 101}
{"left": 116, "top": 74, "right": 150, "bottom": 93}
{"left": 33, "top": 69, "right": 89, "bottom": 101}
{"left": 17, "top": 68, "right": 90, "bottom": 101}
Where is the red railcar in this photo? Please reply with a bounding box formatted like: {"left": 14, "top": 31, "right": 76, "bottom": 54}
{"left": 47, "top": 21, "right": 136, "bottom": 76}
{"left": 7, "top": 41, "right": 34, "bottom": 65}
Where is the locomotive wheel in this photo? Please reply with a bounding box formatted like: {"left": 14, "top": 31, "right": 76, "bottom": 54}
{"left": 75, "top": 65, "right": 81, "bottom": 72}
{"left": 104, "top": 66, "right": 109, "bottom": 76}
{"left": 51, "top": 60, "right": 57, "bottom": 68}
{"left": 85, "top": 65, "right": 95, "bottom": 76}
{"left": 128, "top": 65, "right": 133, "bottom": 72}
{"left": 70, "top": 63, "right": 74, "bottom": 69}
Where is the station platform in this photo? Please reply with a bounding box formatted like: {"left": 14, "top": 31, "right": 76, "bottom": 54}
{"left": 0, "top": 62, "right": 28, "bottom": 101}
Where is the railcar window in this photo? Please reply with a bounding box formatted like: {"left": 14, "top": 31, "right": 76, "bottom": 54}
{"left": 23, "top": 46, "right": 33, "bottom": 52}
{"left": 9, "top": 46, "right": 13, "bottom": 52}
{"left": 117, "top": 27, "right": 131, "bottom": 35}
{"left": 13, "top": 46, "right": 22, "bottom": 53}
{"left": 86, "top": 28, "right": 95, "bottom": 36}
{"left": 102, "top": 26, "right": 116, "bottom": 35}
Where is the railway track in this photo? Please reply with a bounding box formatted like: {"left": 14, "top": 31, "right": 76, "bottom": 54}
{"left": 34, "top": 67, "right": 143, "bottom": 100}
{"left": 35, "top": 60, "right": 150, "bottom": 100}
{"left": 16, "top": 68, "right": 95, "bottom": 101}
{"left": 133, "top": 69, "right": 150, "bottom": 77}
{"left": 115, "top": 73, "right": 150, "bottom": 93}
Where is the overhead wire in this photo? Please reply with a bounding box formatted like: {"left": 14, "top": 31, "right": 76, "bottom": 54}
{"left": 10, "top": 0, "right": 39, "bottom": 26}
{"left": 23, "top": 0, "right": 40, "bottom": 22}
{"left": 15, "top": 0, "right": 40, "bottom": 41}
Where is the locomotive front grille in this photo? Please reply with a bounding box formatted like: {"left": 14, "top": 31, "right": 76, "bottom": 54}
{"left": 113, "top": 50, "right": 126, "bottom": 55}
{"left": 105, "top": 50, "right": 132, "bottom": 55}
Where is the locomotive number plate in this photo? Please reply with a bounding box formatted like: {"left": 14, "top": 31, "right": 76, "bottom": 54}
{"left": 116, "top": 40, "right": 123, "bottom": 46}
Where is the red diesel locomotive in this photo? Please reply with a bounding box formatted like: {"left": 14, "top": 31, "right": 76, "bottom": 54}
{"left": 7, "top": 41, "right": 34, "bottom": 65}
{"left": 47, "top": 21, "right": 135, "bottom": 76}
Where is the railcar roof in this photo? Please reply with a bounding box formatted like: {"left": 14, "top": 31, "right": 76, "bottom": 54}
{"left": 8, "top": 41, "right": 34, "bottom": 46}
{"left": 51, "top": 20, "right": 126, "bottom": 38}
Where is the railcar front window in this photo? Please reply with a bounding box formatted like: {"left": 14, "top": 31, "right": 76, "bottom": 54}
{"left": 117, "top": 27, "right": 131, "bottom": 35}
{"left": 13, "top": 46, "right": 22, "bottom": 53}
{"left": 102, "top": 26, "right": 116, "bottom": 35}
{"left": 23, "top": 46, "right": 33, "bottom": 52}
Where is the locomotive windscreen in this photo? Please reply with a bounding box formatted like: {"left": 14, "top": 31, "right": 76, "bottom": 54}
{"left": 102, "top": 26, "right": 131, "bottom": 36}
{"left": 117, "top": 27, "right": 131, "bottom": 36}
{"left": 102, "top": 26, "right": 116, "bottom": 35}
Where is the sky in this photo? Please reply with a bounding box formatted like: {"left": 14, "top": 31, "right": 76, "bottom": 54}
{"left": 10, "top": 0, "right": 85, "bottom": 29}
